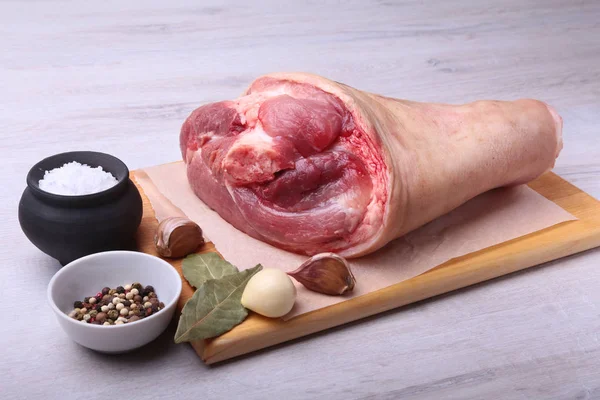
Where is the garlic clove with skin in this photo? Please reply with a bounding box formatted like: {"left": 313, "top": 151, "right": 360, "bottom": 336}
{"left": 288, "top": 252, "right": 355, "bottom": 295}
{"left": 155, "top": 217, "right": 205, "bottom": 258}
{"left": 241, "top": 268, "right": 297, "bottom": 318}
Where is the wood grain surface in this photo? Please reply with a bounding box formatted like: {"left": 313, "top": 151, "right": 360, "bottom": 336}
{"left": 2, "top": 0, "right": 600, "bottom": 399}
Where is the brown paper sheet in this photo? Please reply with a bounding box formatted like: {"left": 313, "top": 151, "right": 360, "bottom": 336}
{"left": 135, "top": 162, "right": 576, "bottom": 320}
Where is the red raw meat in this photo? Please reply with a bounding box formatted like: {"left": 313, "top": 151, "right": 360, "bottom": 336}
{"left": 180, "top": 73, "right": 562, "bottom": 257}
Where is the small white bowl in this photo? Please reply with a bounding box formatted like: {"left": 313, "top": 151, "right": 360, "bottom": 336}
{"left": 47, "top": 251, "right": 182, "bottom": 353}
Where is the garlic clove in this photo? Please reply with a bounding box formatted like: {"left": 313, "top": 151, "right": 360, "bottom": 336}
{"left": 154, "top": 217, "right": 205, "bottom": 258}
{"left": 288, "top": 252, "right": 355, "bottom": 295}
{"left": 241, "top": 268, "right": 297, "bottom": 318}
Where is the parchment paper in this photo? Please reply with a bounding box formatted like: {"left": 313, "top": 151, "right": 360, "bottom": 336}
{"left": 135, "top": 162, "right": 576, "bottom": 320}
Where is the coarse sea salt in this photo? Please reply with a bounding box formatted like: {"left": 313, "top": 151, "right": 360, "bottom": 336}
{"left": 38, "top": 161, "right": 119, "bottom": 196}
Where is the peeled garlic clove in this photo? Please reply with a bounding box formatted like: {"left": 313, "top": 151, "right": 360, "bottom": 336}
{"left": 241, "top": 268, "right": 297, "bottom": 318}
{"left": 154, "top": 217, "right": 205, "bottom": 258}
{"left": 288, "top": 253, "right": 355, "bottom": 295}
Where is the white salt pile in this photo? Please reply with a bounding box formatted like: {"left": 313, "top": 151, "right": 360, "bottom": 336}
{"left": 38, "top": 161, "right": 119, "bottom": 195}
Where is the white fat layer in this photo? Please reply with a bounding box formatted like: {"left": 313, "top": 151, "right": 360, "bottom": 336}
{"left": 261, "top": 86, "right": 290, "bottom": 97}
{"left": 335, "top": 188, "right": 360, "bottom": 211}
{"left": 234, "top": 87, "right": 292, "bottom": 123}
{"left": 227, "top": 124, "right": 273, "bottom": 153}
{"left": 202, "top": 131, "right": 215, "bottom": 140}
{"left": 186, "top": 148, "right": 199, "bottom": 164}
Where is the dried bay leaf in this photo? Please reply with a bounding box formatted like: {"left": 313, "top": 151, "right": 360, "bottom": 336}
{"left": 174, "top": 264, "right": 263, "bottom": 343}
{"left": 182, "top": 252, "right": 239, "bottom": 288}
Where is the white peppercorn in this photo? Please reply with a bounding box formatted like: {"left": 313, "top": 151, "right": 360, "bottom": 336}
{"left": 88, "top": 297, "right": 97, "bottom": 304}
{"left": 80, "top": 308, "right": 87, "bottom": 314}
{"left": 115, "top": 320, "right": 124, "bottom": 325}
{"left": 119, "top": 308, "right": 129, "bottom": 316}
{"left": 144, "top": 302, "right": 152, "bottom": 309}
{"left": 125, "top": 292, "right": 134, "bottom": 300}
{"left": 131, "top": 288, "right": 139, "bottom": 296}
{"left": 124, "top": 284, "right": 132, "bottom": 291}
{"left": 108, "top": 303, "right": 115, "bottom": 310}
{"left": 112, "top": 297, "right": 120, "bottom": 305}
{"left": 116, "top": 303, "right": 124, "bottom": 311}
{"left": 101, "top": 305, "right": 109, "bottom": 313}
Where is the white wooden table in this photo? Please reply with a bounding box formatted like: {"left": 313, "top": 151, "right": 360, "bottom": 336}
{"left": 2, "top": 1, "right": 599, "bottom": 398}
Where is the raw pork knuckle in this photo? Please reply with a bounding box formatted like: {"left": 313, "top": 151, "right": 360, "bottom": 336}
{"left": 180, "top": 72, "right": 562, "bottom": 257}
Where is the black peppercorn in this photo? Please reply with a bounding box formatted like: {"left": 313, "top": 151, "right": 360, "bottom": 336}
{"left": 73, "top": 300, "right": 83, "bottom": 308}
{"left": 101, "top": 287, "right": 110, "bottom": 295}
{"left": 142, "top": 285, "right": 155, "bottom": 296}
{"left": 116, "top": 286, "right": 125, "bottom": 294}
{"left": 83, "top": 297, "right": 91, "bottom": 303}
{"left": 123, "top": 300, "right": 131, "bottom": 307}
{"left": 132, "top": 282, "right": 143, "bottom": 291}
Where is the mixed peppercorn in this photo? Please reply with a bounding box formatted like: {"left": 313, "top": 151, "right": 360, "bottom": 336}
{"left": 68, "top": 283, "right": 165, "bottom": 325}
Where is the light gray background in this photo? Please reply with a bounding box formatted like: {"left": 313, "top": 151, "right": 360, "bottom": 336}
{"left": 2, "top": 1, "right": 599, "bottom": 399}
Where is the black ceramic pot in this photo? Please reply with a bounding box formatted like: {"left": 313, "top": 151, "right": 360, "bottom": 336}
{"left": 18, "top": 151, "right": 143, "bottom": 266}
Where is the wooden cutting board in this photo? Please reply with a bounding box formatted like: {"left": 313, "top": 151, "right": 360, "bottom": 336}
{"left": 131, "top": 171, "right": 600, "bottom": 364}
